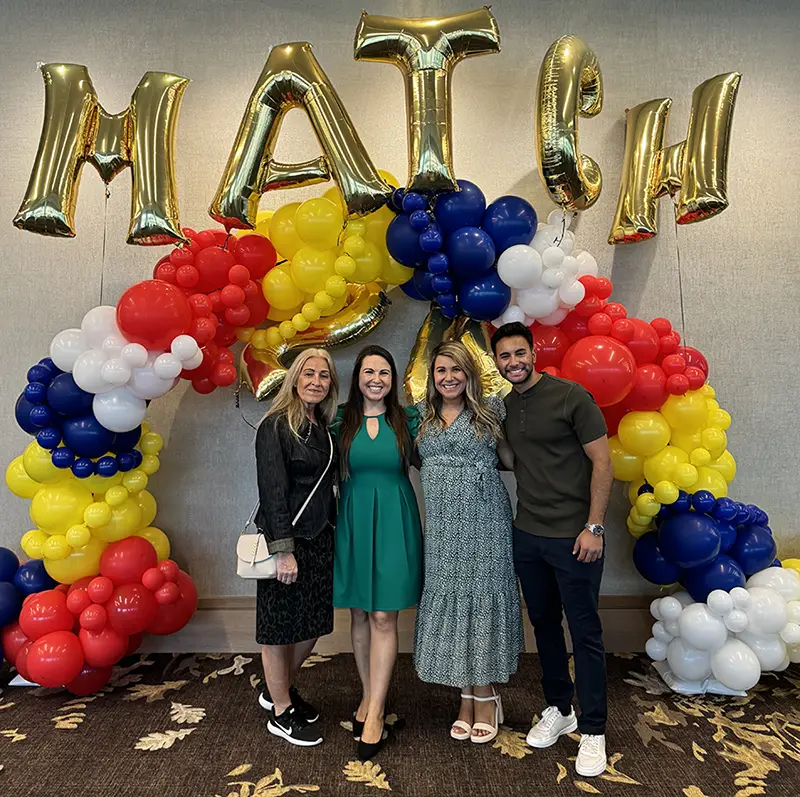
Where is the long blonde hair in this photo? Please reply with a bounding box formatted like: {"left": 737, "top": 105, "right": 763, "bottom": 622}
{"left": 265, "top": 349, "right": 339, "bottom": 437}
{"left": 419, "top": 341, "right": 503, "bottom": 441}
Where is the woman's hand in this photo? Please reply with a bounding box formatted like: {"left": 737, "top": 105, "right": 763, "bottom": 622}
{"left": 497, "top": 440, "right": 515, "bottom": 471}
{"left": 276, "top": 552, "right": 298, "bottom": 584}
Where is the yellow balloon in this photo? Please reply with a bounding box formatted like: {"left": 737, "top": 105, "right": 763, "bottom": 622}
{"left": 237, "top": 327, "right": 255, "bottom": 343}
{"left": 301, "top": 302, "right": 322, "bottom": 323}
{"left": 706, "top": 399, "right": 720, "bottom": 412}
{"left": 292, "top": 313, "right": 311, "bottom": 332}
{"left": 135, "top": 526, "right": 171, "bottom": 562}
{"left": 294, "top": 198, "right": 343, "bottom": 250}
{"left": 23, "top": 441, "right": 65, "bottom": 484}
{"left": 322, "top": 186, "right": 344, "bottom": 213}
{"left": 279, "top": 320, "right": 297, "bottom": 339}
{"left": 669, "top": 428, "right": 702, "bottom": 455}
{"left": 690, "top": 447, "right": 712, "bottom": 467}
{"left": 122, "top": 469, "right": 149, "bottom": 494}
{"left": 628, "top": 478, "right": 647, "bottom": 507}
{"left": 672, "top": 462, "right": 699, "bottom": 490}
{"left": 140, "top": 433, "right": 163, "bottom": 455}
{"left": 42, "top": 534, "right": 71, "bottom": 560}
{"left": 699, "top": 384, "right": 716, "bottom": 398}
{"left": 377, "top": 169, "right": 399, "bottom": 187}
{"left": 263, "top": 266, "right": 304, "bottom": 310}
{"left": 319, "top": 291, "right": 347, "bottom": 317}
{"left": 660, "top": 391, "right": 708, "bottom": 432}
{"left": 265, "top": 327, "right": 283, "bottom": 348}
{"left": 291, "top": 247, "right": 336, "bottom": 293}
{"left": 92, "top": 498, "right": 144, "bottom": 542}
{"left": 335, "top": 255, "right": 357, "bottom": 278}
{"left": 269, "top": 202, "right": 304, "bottom": 260}
{"left": 267, "top": 300, "right": 303, "bottom": 321}
{"left": 781, "top": 558, "right": 800, "bottom": 574}
{"left": 618, "top": 412, "right": 671, "bottom": 457}
{"left": 708, "top": 409, "right": 732, "bottom": 430}
{"left": 627, "top": 516, "right": 650, "bottom": 537}
{"left": 84, "top": 501, "right": 112, "bottom": 529}
{"left": 363, "top": 204, "right": 395, "bottom": 248}
{"left": 343, "top": 234, "right": 366, "bottom": 257}
{"left": 701, "top": 427, "right": 727, "bottom": 459}
{"left": 345, "top": 219, "right": 367, "bottom": 237}
{"left": 105, "top": 486, "right": 129, "bottom": 507}
{"left": 693, "top": 466, "right": 729, "bottom": 499}
{"left": 21, "top": 529, "right": 48, "bottom": 558}
{"left": 350, "top": 240, "right": 386, "bottom": 284}
{"left": 66, "top": 524, "right": 92, "bottom": 548}
{"left": 636, "top": 493, "right": 661, "bottom": 518}
{"left": 30, "top": 481, "right": 94, "bottom": 534}
{"left": 630, "top": 508, "right": 650, "bottom": 527}
{"left": 82, "top": 472, "right": 123, "bottom": 493}
{"left": 643, "top": 445, "right": 688, "bottom": 485}
{"left": 325, "top": 275, "right": 347, "bottom": 298}
{"left": 609, "top": 436, "right": 644, "bottom": 481}
{"left": 44, "top": 536, "right": 107, "bottom": 585}
{"left": 136, "top": 490, "right": 158, "bottom": 527}
{"left": 5, "top": 456, "right": 40, "bottom": 498}
{"left": 381, "top": 256, "right": 414, "bottom": 286}
{"left": 707, "top": 450, "right": 737, "bottom": 484}
{"left": 314, "top": 291, "right": 334, "bottom": 312}
{"left": 653, "top": 480, "right": 680, "bottom": 504}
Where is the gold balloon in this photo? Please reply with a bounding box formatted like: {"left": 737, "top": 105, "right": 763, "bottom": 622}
{"left": 14, "top": 64, "right": 189, "bottom": 245}
{"left": 241, "top": 283, "right": 389, "bottom": 400}
{"left": 210, "top": 42, "right": 390, "bottom": 228}
{"left": 535, "top": 36, "right": 603, "bottom": 211}
{"left": 354, "top": 8, "right": 501, "bottom": 193}
{"left": 403, "top": 308, "right": 510, "bottom": 404}
{"left": 609, "top": 72, "right": 742, "bottom": 244}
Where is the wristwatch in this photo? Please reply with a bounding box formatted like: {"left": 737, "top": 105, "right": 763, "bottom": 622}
{"left": 584, "top": 523, "right": 605, "bottom": 537}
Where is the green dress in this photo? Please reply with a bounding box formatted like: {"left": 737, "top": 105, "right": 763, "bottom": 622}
{"left": 333, "top": 408, "right": 422, "bottom": 612}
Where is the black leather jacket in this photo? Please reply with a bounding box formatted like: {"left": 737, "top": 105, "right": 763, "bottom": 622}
{"left": 255, "top": 413, "right": 337, "bottom": 554}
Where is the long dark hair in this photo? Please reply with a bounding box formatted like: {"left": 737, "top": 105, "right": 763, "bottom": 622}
{"left": 338, "top": 345, "right": 411, "bottom": 478}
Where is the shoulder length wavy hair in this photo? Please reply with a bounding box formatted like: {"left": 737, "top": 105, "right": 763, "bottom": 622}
{"left": 264, "top": 348, "right": 339, "bottom": 437}
{"left": 338, "top": 345, "right": 411, "bottom": 479}
{"left": 419, "top": 341, "right": 503, "bottom": 441}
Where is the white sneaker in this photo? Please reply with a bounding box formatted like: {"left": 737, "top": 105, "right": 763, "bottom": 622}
{"left": 576, "top": 734, "right": 607, "bottom": 777}
{"left": 526, "top": 706, "right": 578, "bottom": 748}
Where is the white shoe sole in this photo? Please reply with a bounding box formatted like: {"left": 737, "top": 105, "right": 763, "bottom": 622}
{"left": 526, "top": 716, "right": 578, "bottom": 748}
{"left": 258, "top": 693, "right": 274, "bottom": 711}
{"left": 576, "top": 758, "right": 607, "bottom": 778}
{"left": 266, "top": 719, "right": 323, "bottom": 747}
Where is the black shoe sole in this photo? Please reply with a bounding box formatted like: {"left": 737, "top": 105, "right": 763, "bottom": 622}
{"left": 267, "top": 719, "right": 323, "bottom": 747}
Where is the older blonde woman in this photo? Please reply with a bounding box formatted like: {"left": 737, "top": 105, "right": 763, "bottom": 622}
{"left": 413, "top": 341, "right": 523, "bottom": 744}
{"left": 254, "top": 349, "right": 339, "bottom": 748}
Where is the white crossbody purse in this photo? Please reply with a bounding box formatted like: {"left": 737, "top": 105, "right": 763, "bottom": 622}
{"left": 236, "top": 428, "right": 334, "bottom": 580}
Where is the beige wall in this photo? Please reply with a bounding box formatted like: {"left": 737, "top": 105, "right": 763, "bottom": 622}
{"left": 1, "top": 0, "right": 798, "bottom": 601}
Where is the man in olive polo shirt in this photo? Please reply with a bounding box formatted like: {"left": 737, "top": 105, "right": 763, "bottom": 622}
{"left": 492, "top": 322, "right": 613, "bottom": 778}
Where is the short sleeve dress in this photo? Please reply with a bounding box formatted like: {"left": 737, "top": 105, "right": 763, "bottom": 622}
{"left": 333, "top": 407, "right": 422, "bottom": 612}
{"left": 413, "top": 396, "right": 524, "bottom": 687}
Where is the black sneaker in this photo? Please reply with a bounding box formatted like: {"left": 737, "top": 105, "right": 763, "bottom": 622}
{"left": 259, "top": 687, "right": 319, "bottom": 723}
{"left": 267, "top": 706, "right": 323, "bottom": 747}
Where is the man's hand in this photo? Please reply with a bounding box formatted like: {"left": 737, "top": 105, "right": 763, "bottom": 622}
{"left": 276, "top": 552, "right": 298, "bottom": 584}
{"left": 573, "top": 529, "right": 603, "bottom": 563}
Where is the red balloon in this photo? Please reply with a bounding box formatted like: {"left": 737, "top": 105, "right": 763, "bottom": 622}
{"left": 55, "top": 584, "right": 70, "bottom": 594}
{"left": 153, "top": 254, "right": 172, "bottom": 279}
{"left": 79, "top": 604, "right": 108, "bottom": 632}
{"left": 192, "top": 378, "right": 216, "bottom": 395}
{"left": 624, "top": 319, "right": 660, "bottom": 365}
{"left": 126, "top": 633, "right": 144, "bottom": 656}
{"left": 190, "top": 317, "right": 217, "bottom": 346}
{"left": 170, "top": 247, "right": 194, "bottom": 267}
{"left": 66, "top": 664, "right": 113, "bottom": 696}
{"left": 246, "top": 293, "right": 271, "bottom": 329}
{"left": 27, "top": 631, "right": 84, "bottom": 688}
{"left": 176, "top": 265, "right": 200, "bottom": 289}
{"left": 210, "top": 229, "right": 232, "bottom": 247}
{"left": 19, "top": 590, "right": 74, "bottom": 640}
{"left": 561, "top": 335, "right": 637, "bottom": 407}
{"left": 106, "top": 584, "right": 159, "bottom": 636}
{"left": 159, "top": 560, "right": 180, "bottom": 582}
{"left": 611, "top": 318, "right": 635, "bottom": 343}
{"left": 154, "top": 261, "right": 178, "bottom": 284}
{"left": 66, "top": 588, "right": 92, "bottom": 616}
{"left": 558, "top": 311, "right": 590, "bottom": 343}
{"left": 188, "top": 293, "right": 213, "bottom": 318}
{"left": 574, "top": 295, "right": 605, "bottom": 318}
{"left": 676, "top": 346, "right": 709, "bottom": 377}
{"left": 142, "top": 567, "right": 166, "bottom": 592}
{"left": 15, "top": 640, "right": 34, "bottom": 681}
{"left": 68, "top": 577, "right": 93, "bottom": 594}
{"left": 117, "top": 280, "right": 193, "bottom": 350}
{"left": 212, "top": 362, "right": 238, "bottom": 387}
{"left": 625, "top": 364, "right": 668, "bottom": 412}
{"left": 214, "top": 322, "right": 238, "bottom": 347}
{"left": 587, "top": 312, "right": 612, "bottom": 336}
{"left": 87, "top": 576, "right": 115, "bottom": 604}
{"left": 578, "top": 275, "right": 599, "bottom": 295}
{"left": 100, "top": 537, "right": 158, "bottom": 587}
{"left": 685, "top": 366, "right": 706, "bottom": 390}
{"left": 228, "top": 264, "right": 250, "bottom": 286}
{"left": 658, "top": 334, "right": 679, "bottom": 356}
{"left": 661, "top": 354, "right": 687, "bottom": 376}
{"left": 666, "top": 373, "right": 690, "bottom": 395}
{"left": 533, "top": 326, "right": 570, "bottom": 370}
{"left": 541, "top": 366, "right": 562, "bottom": 377}
{"left": 194, "top": 247, "right": 235, "bottom": 293}
{"left": 604, "top": 302, "right": 627, "bottom": 322}
{"left": 79, "top": 627, "right": 129, "bottom": 668}
{"left": 2, "top": 621, "right": 30, "bottom": 664}
{"left": 148, "top": 571, "right": 198, "bottom": 635}
{"left": 651, "top": 317, "right": 672, "bottom": 337}
{"left": 221, "top": 284, "right": 246, "bottom": 308}
{"left": 155, "top": 582, "right": 181, "bottom": 606}
{"left": 594, "top": 278, "right": 613, "bottom": 300}
{"left": 234, "top": 234, "right": 277, "bottom": 280}
{"left": 195, "top": 230, "right": 218, "bottom": 248}
{"left": 601, "top": 401, "right": 628, "bottom": 437}
{"left": 224, "top": 305, "right": 251, "bottom": 327}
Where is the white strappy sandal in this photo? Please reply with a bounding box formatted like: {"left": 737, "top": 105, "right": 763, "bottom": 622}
{"left": 450, "top": 692, "right": 474, "bottom": 740}
{"left": 471, "top": 689, "right": 504, "bottom": 744}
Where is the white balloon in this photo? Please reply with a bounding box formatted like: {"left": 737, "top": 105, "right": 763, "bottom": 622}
{"left": 575, "top": 250, "right": 598, "bottom": 277}
{"left": 531, "top": 226, "right": 560, "bottom": 254}
{"left": 730, "top": 586, "right": 752, "bottom": 611}
{"left": 517, "top": 285, "right": 559, "bottom": 319}
{"left": 101, "top": 357, "right": 132, "bottom": 386}
{"left": 538, "top": 307, "right": 569, "bottom": 326}
{"left": 181, "top": 349, "right": 205, "bottom": 371}
{"left": 779, "top": 622, "right": 800, "bottom": 645}
{"left": 646, "top": 637, "right": 668, "bottom": 661}
{"left": 746, "top": 568, "right": 800, "bottom": 603}
{"left": 121, "top": 343, "right": 149, "bottom": 369}
{"left": 776, "top": 655, "right": 791, "bottom": 671}
{"left": 92, "top": 387, "right": 147, "bottom": 433}
{"left": 170, "top": 334, "right": 200, "bottom": 362}
{"left": 745, "top": 586, "right": 788, "bottom": 635}
{"left": 560, "top": 255, "right": 579, "bottom": 277}
{"left": 153, "top": 353, "right": 183, "bottom": 380}
{"left": 128, "top": 365, "right": 177, "bottom": 399}
{"left": 650, "top": 598, "right": 663, "bottom": 621}
{"left": 660, "top": 596, "right": 683, "bottom": 620}
{"left": 558, "top": 279, "right": 586, "bottom": 306}
{"left": 101, "top": 333, "right": 128, "bottom": 358}
{"left": 667, "top": 638, "right": 712, "bottom": 682}
{"left": 710, "top": 639, "right": 762, "bottom": 691}
{"left": 664, "top": 618, "right": 680, "bottom": 636}
{"left": 787, "top": 601, "right": 800, "bottom": 625}
{"left": 707, "top": 590, "right": 734, "bottom": 617}
{"left": 673, "top": 591, "right": 695, "bottom": 607}
{"left": 541, "top": 268, "right": 565, "bottom": 289}
{"left": 497, "top": 245, "right": 543, "bottom": 290}
{"left": 81, "top": 306, "right": 120, "bottom": 349}
{"left": 494, "top": 304, "right": 526, "bottom": 327}
{"left": 789, "top": 643, "right": 800, "bottom": 664}
{"left": 557, "top": 230, "right": 575, "bottom": 255}
{"left": 724, "top": 609, "right": 749, "bottom": 633}
{"left": 542, "top": 246, "right": 565, "bottom": 269}
{"left": 678, "top": 603, "right": 728, "bottom": 651}
{"left": 652, "top": 621, "right": 673, "bottom": 644}
{"left": 547, "top": 208, "right": 576, "bottom": 228}
{"left": 49, "top": 329, "right": 87, "bottom": 372}
{"left": 73, "top": 350, "right": 114, "bottom": 394}
{"left": 737, "top": 631, "right": 787, "bottom": 671}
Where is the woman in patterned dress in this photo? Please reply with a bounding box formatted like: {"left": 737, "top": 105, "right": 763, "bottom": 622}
{"left": 413, "top": 341, "right": 523, "bottom": 744}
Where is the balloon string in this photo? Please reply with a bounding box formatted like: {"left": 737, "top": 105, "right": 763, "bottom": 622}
{"left": 672, "top": 203, "right": 688, "bottom": 347}
{"left": 235, "top": 381, "right": 257, "bottom": 430}
{"left": 554, "top": 207, "right": 567, "bottom": 246}
{"left": 100, "top": 187, "right": 111, "bottom": 305}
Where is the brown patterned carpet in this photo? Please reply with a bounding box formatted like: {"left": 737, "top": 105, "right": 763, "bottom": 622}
{"left": 1, "top": 652, "right": 799, "bottom": 796}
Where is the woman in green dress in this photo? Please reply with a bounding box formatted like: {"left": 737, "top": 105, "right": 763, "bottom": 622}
{"left": 333, "top": 345, "right": 422, "bottom": 760}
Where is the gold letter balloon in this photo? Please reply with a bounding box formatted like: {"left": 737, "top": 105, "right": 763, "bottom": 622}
{"left": 14, "top": 64, "right": 189, "bottom": 245}
{"left": 210, "top": 42, "right": 390, "bottom": 229}
{"left": 354, "top": 8, "right": 501, "bottom": 193}
{"left": 609, "top": 72, "right": 742, "bottom": 244}
{"left": 535, "top": 35, "right": 604, "bottom": 212}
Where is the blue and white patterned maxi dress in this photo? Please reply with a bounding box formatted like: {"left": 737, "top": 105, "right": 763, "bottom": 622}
{"left": 413, "top": 396, "right": 524, "bottom": 687}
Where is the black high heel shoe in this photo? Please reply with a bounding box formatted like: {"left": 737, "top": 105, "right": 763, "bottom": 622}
{"left": 352, "top": 712, "right": 364, "bottom": 740}
{"left": 357, "top": 724, "right": 390, "bottom": 761}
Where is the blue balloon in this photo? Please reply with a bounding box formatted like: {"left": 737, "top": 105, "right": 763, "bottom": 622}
{"left": 132, "top": 450, "right": 144, "bottom": 468}
{"left": 38, "top": 357, "right": 61, "bottom": 377}
{"left": 62, "top": 414, "right": 116, "bottom": 459}
{"left": 431, "top": 275, "right": 453, "bottom": 294}
{"left": 438, "top": 293, "right": 457, "bottom": 309}
{"left": 386, "top": 214, "right": 427, "bottom": 267}
{"left": 771, "top": 558, "right": 782, "bottom": 567}
{"left": 15, "top": 394, "right": 38, "bottom": 434}
{"left": 638, "top": 483, "right": 655, "bottom": 496}
{"left": 27, "top": 364, "right": 52, "bottom": 384}
{"left": 717, "top": 521, "right": 737, "bottom": 554}
{"left": 684, "top": 554, "right": 746, "bottom": 602}
{"left": 30, "top": 404, "right": 54, "bottom": 428}
{"left": 47, "top": 374, "right": 93, "bottom": 417}
{"left": 712, "top": 497, "right": 738, "bottom": 522}
{"left": 111, "top": 426, "right": 142, "bottom": 454}
{"left": 672, "top": 491, "right": 692, "bottom": 513}
{"left": 24, "top": 381, "right": 48, "bottom": 404}
{"left": 755, "top": 509, "right": 769, "bottom": 526}
{"left": 402, "top": 192, "right": 427, "bottom": 214}
{"left": 691, "top": 490, "right": 716, "bottom": 514}
{"left": 13, "top": 559, "right": 57, "bottom": 596}
{"left": 735, "top": 503, "right": 750, "bottom": 525}
{"left": 481, "top": 195, "right": 538, "bottom": 252}
{"left": 440, "top": 304, "right": 460, "bottom": 319}
{"left": 116, "top": 452, "right": 137, "bottom": 471}
{"left": 0, "top": 582, "right": 22, "bottom": 627}
{"left": 730, "top": 523, "right": 778, "bottom": 576}
{"left": 72, "top": 457, "right": 95, "bottom": 478}
{"left": 409, "top": 210, "right": 431, "bottom": 231}
{"left": 433, "top": 180, "right": 486, "bottom": 237}
{"left": 633, "top": 532, "right": 682, "bottom": 585}
{"left": 37, "top": 427, "right": 62, "bottom": 450}
{"left": 446, "top": 227, "right": 496, "bottom": 280}
{"left": 412, "top": 269, "right": 437, "bottom": 301}
{"left": 427, "top": 253, "right": 450, "bottom": 275}
{"left": 52, "top": 447, "right": 76, "bottom": 469}
{"left": 658, "top": 512, "right": 721, "bottom": 569}
{"left": 390, "top": 187, "right": 406, "bottom": 212}
{"left": 458, "top": 271, "right": 511, "bottom": 321}
{"left": 0, "top": 548, "right": 20, "bottom": 582}
{"left": 96, "top": 456, "right": 119, "bottom": 478}
{"left": 419, "top": 225, "right": 444, "bottom": 253}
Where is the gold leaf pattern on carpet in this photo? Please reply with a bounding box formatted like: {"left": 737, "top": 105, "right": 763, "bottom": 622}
{"left": 598, "top": 753, "right": 640, "bottom": 785}
{"left": 573, "top": 780, "right": 601, "bottom": 793}
{"left": 135, "top": 728, "right": 195, "bottom": 750}
{"left": 204, "top": 656, "right": 253, "bottom": 683}
{"left": 493, "top": 726, "right": 532, "bottom": 758}
{"left": 692, "top": 741, "right": 707, "bottom": 762}
{"left": 342, "top": 761, "right": 391, "bottom": 790}
{"left": 170, "top": 702, "right": 206, "bottom": 724}
{"left": 220, "top": 766, "right": 319, "bottom": 797}
{"left": 556, "top": 763, "right": 567, "bottom": 783}
{"left": 302, "top": 653, "right": 334, "bottom": 669}
{"left": 125, "top": 681, "right": 187, "bottom": 703}
{"left": 0, "top": 729, "right": 25, "bottom": 743}
{"left": 682, "top": 788, "right": 710, "bottom": 797}
{"left": 226, "top": 764, "right": 253, "bottom": 777}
